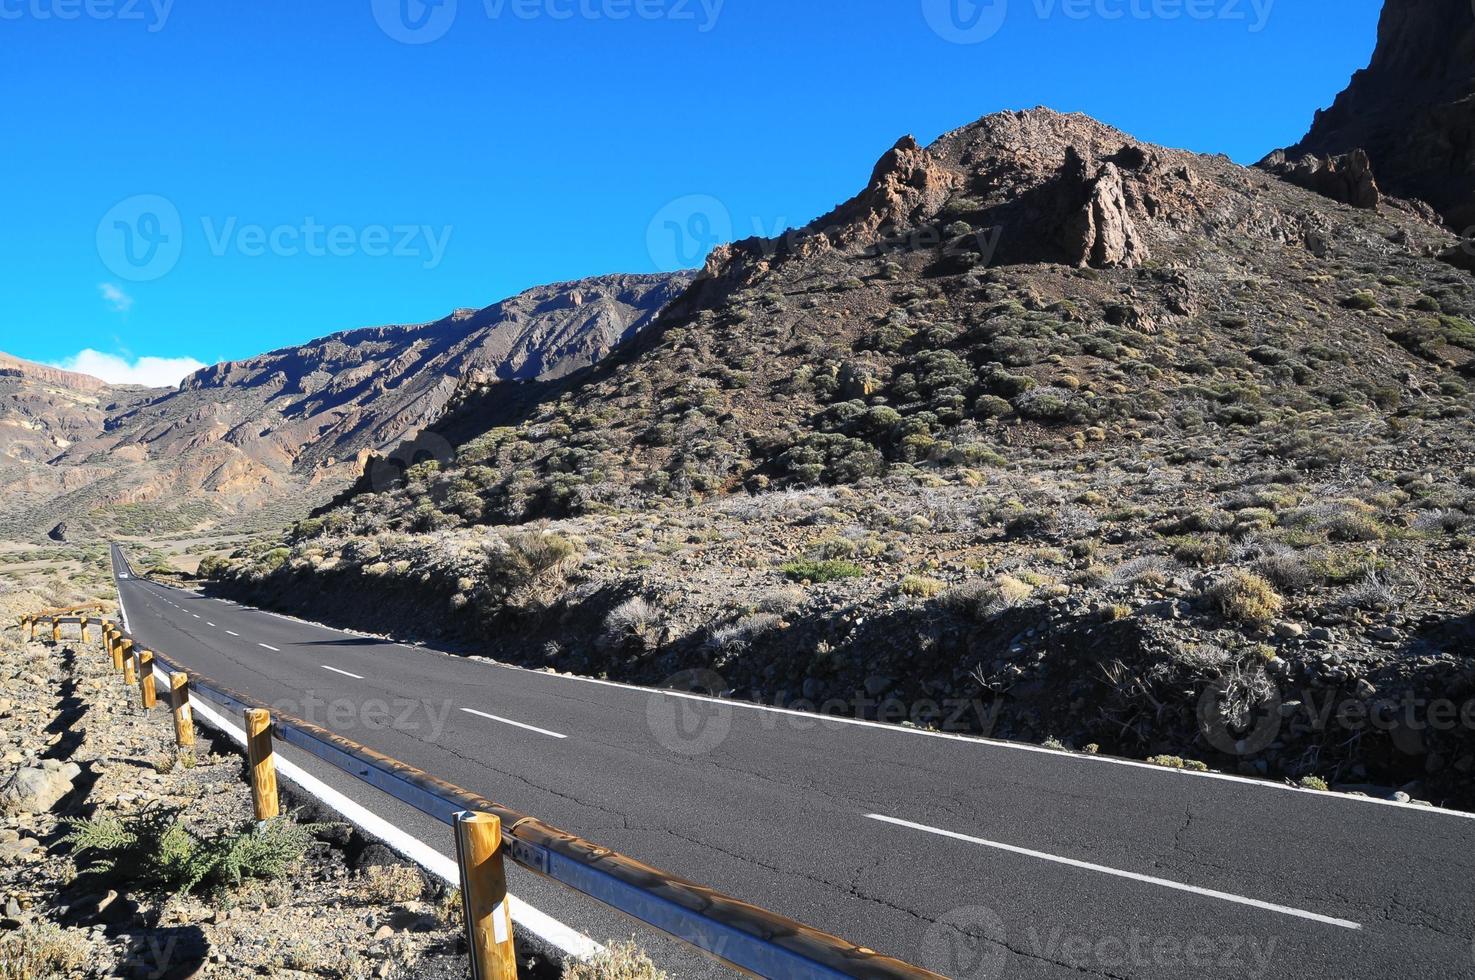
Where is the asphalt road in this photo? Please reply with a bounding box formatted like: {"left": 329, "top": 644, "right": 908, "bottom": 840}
{"left": 110, "top": 545, "right": 1475, "bottom": 978}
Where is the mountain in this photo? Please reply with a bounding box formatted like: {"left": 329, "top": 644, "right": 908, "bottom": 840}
{"left": 210, "top": 107, "right": 1475, "bottom": 805}
{"left": 0, "top": 272, "right": 690, "bottom": 539}
{"left": 1268, "top": 0, "right": 1475, "bottom": 230}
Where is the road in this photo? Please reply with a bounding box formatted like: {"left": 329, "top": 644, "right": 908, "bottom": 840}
{"left": 110, "top": 545, "right": 1475, "bottom": 978}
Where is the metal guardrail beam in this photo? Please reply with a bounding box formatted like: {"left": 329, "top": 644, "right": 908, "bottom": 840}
{"left": 66, "top": 614, "right": 942, "bottom": 980}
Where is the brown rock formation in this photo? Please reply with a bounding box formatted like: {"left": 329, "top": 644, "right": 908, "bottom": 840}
{"left": 1269, "top": 0, "right": 1475, "bottom": 229}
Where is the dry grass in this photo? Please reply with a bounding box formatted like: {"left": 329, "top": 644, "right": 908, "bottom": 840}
{"left": 358, "top": 863, "right": 426, "bottom": 904}
{"left": 563, "top": 941, "right": 668, "bottom": 980}
{"left": 0, "top": 921, "right": 93, "bottom": 979}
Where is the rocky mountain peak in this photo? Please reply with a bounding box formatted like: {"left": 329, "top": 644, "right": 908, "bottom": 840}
{"left": 1270, "top": 0, "right": 1475, "bottom": 229}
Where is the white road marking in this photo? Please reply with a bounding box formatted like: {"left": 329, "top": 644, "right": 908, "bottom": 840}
{"left": 206, "top": 622, "right": 216, "bottom": 627}
{"left": 322, "top": 666, "right": 365, "bottom": 680}
{"left": 506, "top": 666, "right": 1475, "bottom": 821}
{"left": 226, "top": 631, "right": 239, "bottom": 637}
{"left": 191, "top": 614, "right": 200, "bottom": 619}
{"left": 163, "top": 671, "right": 599, "bottom": 961}
{"left": 867, "top": 814, "right": 1362, "bottom": 930}
{"left": 258, "top": 643, "right": 280, "bottom": 652}
{"left": 459, "top": 708, "right": 566, "bottom": 740}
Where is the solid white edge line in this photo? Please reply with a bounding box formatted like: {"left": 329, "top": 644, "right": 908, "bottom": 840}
{"left": 157, "top": 667, "right": 602, "bottom": 961}
{"left": 322, "top": 665, "right": 365, "bottom": 680}
{"left": 259, "top": 643, "right": 280, "bottom": 652}
{"left": 506, "top": 665, "right": 1475, "bottom": 822}
{"left": 460, "top": 708, "right": 567, "bottom": 740}
{"left": 120, "top": 553, "right": 1475, "bottom": 823}
{"left": 866, "top": 814, "right": 1362, "bottom": 931}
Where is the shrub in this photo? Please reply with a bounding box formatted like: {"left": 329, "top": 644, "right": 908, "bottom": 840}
{"left": 942, "top": 575, "right": 1034, "bottom": 620}
{"left": 782, "top": 560, "right": 865, "bottom": 584}
{"left": 1341, "top": 291, "right": 1378, "bottom": 311}
{"left": 900, "top": 575, "right": 946, "bottom": 598}
{"left": 1298, "top": 775, "right": 1330, "bottom": 792}
{"left": 563, "top": 941, "right": 668, "bottom": 980}
{"left": 0, "top": 923, "right": 91, "bottom": 980}
{"left": 62, "top": 808, "right": 324, "bottom": 897}
{"left": 1147, "top": 755, "right": 1210, "bottom": 771}
{"left": 1207, "top": 571, "right": 1284, "bottom": 627}
{"left": 605, "top": 597, "right": 663, "bottom": 642}
{"left": 359, "top": 864, "right": 426, "bottom": 904}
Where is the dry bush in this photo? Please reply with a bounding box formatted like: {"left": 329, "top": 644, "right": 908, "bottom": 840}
{"left": 0, "top": 922, "right": 92, "bottom": 979}
{"left": 563, "top": 941, "right": 668, "bottom": 980}
{"left": 1207, "top": 572, "right": 1284, "bottom": 627}
{"left": 359, "top": 863, "right": 426, "bottom": 904}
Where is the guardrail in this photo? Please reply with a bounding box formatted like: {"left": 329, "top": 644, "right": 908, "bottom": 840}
{"left": 23, "top": 611, "right": 945, "bottom": 980}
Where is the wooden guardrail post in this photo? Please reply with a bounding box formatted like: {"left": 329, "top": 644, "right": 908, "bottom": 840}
{"left": 169, "top": 673, "right": 195, "bottom": 750}
{"left": 138, "top": 651, "right": 156, "bottom": 710}
{"left": 79, "top": 616, "right": 90, "bottom": 645}
{"left": 108, "top": 631, "right": 123, "bottom": 670}
{"left": 454, "top": 812, "right": 518, "bottom": 980}
{"left": 51, "top": 619, "right": 61, "bottom": 644}
{"left": 121, "top": 640, "right": 136, "bottom": 685}
{"left": 26, "top": 618, "right": 36, "bottom": 642}
{"left": 245, "top": 708, "right": 280, "bottom": 821}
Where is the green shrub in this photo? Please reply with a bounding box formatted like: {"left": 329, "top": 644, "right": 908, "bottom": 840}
{"left": 900, "top": 575, "right": 946, "bottom": 598}
{"left": 782, "top": 560, "right": 865, "bottom": 583}
{"left": 62, "top": 808, "right": 324, "bottom": 897}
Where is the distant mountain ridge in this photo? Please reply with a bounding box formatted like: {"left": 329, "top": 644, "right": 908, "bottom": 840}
{"left": 0, "top": 271, "right": 691, "bottom": 538}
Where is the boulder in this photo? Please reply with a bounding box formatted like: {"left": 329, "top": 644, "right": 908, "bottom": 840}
{"left": 47, "top": 522, "right": 68, "bottom": 543}
{"left": 0, "top": 762, "right": 82, "bottom": 815}
{"left": 1259, "top": 149, "right": 1382, "bottom": 210}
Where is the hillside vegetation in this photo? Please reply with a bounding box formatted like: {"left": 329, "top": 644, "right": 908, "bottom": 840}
{"left": 202, "top": 110, "right": 1475, "bottom": 805}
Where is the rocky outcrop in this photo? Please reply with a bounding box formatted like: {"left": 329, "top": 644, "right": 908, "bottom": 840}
{"left": 1060, "top": 150, "right": 1150, "bottom": 268}
{"left": 1268, "top": 0, "right": 1475, "bottom": 228}
{"left": 1259, "top": 149, "right": 1383, "bottom": 210}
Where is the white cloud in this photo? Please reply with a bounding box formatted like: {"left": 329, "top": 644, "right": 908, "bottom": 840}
{"left": 49, "top": 349, "right": 207, "bottom": 388}
{"left": 98, "top": 282, "right": 134, "bottom": 313}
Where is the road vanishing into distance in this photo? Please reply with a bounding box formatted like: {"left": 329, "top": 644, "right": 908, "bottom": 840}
{"left": 110, "top": 545, "right": 1475, "bottom": 978}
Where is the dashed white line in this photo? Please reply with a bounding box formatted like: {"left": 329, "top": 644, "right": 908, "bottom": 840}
{"left": 258, "top": 643, "right": 280, "bottom": 652}
{"left": 459, "top": 708, "right": 567, "bottom": 740}
{"left": 226, "top": 631, "right": 239, "bottom": 637}
{"left": 206, "top": 622, "right": 216, "bottom": 627}
{"left": 191, "top": 614, "right": 200, "bottom": 619}
{"left": 322, "top": 665, "right": 365, "bottom": 680}
{"left": 866, "top": 814, "right": 1362, "bottom": 930}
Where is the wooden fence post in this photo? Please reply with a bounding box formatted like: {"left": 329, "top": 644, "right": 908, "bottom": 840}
{"left": 79, "top": 616, "right": 90, "bottom": 645}
{"left": 121, "top": 640, "right": 136, "bottom": 686}
{"left": 138, "top": 651, "right": 156, "bottom": 710}
{"left": 51, "top": 619, "right": 61, "bottom": 644}
{"left": 169, "top": 673, "right": 195, "bottom": 750}
{"left": 108, "top": 632, "right": 123, "bottom": 670}
{"left": 454, "top": 811, "right": 518, "bottom": 980}
{"left": 245, "top": 708, "right": 279, "bottom": 821}
{"left": 26, "top": 618, "right": 36, "bottom": 642}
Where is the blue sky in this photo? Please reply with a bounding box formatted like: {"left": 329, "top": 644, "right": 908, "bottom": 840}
{"left": 0, "top": 0, "right": 1383, "bottom": 384}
